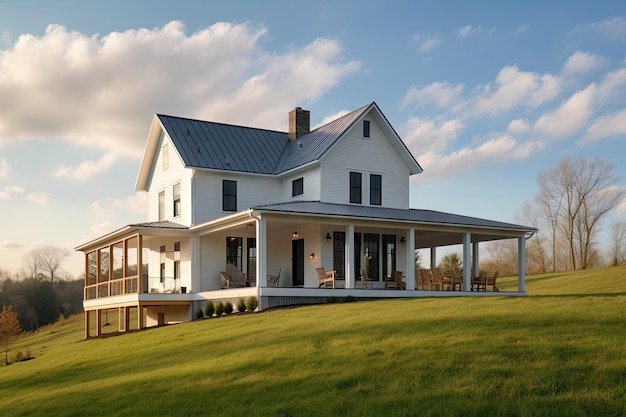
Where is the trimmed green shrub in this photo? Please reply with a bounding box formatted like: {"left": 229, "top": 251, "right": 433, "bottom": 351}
{"left": 246, "top": 296, "right": 258, "bottom": 312}
{"left": 205, "top": 301, "right": 215, "bottom": 317}
{"left": 224, "top": 302, "right": 233, "bottom": 315}
{"left": 236, "top": 298, "right": 247, "bottom": 313}
{"left": 215, "top": 302, "right": 224, "bottom": 316}
{"left": 195, "top": 307, "right": 204, "bottom": 319}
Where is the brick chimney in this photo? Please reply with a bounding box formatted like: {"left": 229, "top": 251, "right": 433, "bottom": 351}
{"left": 288, "top": 107, "right": 310, "bottom": 141}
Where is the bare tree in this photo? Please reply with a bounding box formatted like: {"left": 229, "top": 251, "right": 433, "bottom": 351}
{"left": 534, "top": 157, "right": 625, "bottom": 270}
{"left": 20, "top": 246, "right": 70, "bottom": 282}
{"left": 608, "top": 220, "right": 626, "bottom": 266}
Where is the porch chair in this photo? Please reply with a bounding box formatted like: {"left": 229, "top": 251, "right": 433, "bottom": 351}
{"left": 360, "top": 268, "right": 369, "bottom": 288}
{"left": 431, "top": 268, "right": 452, "bottom": 291}
{"left": 428, "top": 268, "right": 443, "bottom": 291}
{"left": 416, "top": 268, "right": 432, "bottom": 290}
{"left": 267, "top": 268, "right": 281, "bottom": 287}
{"left": 316, "top": 267, "right": 336, "bottom": 288}
{"left": 219, "top": 271, "right": 231, "bottom": 289}
{"left": 224, "top": 263, "right": 247, "bottom": 288}
{"left": 485, "top": 271, "right": 499, "bottom": 292}
{"left": 385, "top": 270, "right": 406, "bottom": 290}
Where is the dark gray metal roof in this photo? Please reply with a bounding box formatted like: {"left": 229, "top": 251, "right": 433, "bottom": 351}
{"left": 252, "top": 201, "right": 536, "bottom": 233}
{"left": 129, "top": 220, "right": 189, "bottom": 229}
{"left": 157, "top": 115, "right": 288, "bottom": 174}
{"left": 275, "top": 103, "right": 371, "bottom": 173}
{"left": 157, "top": 102, "right": 382, "bottom": 175}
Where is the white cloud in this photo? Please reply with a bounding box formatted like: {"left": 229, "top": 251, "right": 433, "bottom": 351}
{"left": 0, "top": 184, "right": 24, "bottom": 199}
{"left": 25, "top": 191, "right": 49, "bottom": 205}
{"left": 0, "top": 158, "right": 9, "bottom": 178}
{"left": 53, "top": 152, "right": 117, "bottom": 180}
{"left": 507, "top": 118, "right": 531, "bottom": 134}
{"left": 595, "top": 16, "right": 626, "bottom": 38}
{"left": 583, "top": 109, "right": 626, "bottom": 142}
{"left": 112, "top": 193, "right": 147, "bottom": 214}
{"left": 401, "top": 117, "right": 465, "bottom": 154}
{"left": 534, "top": 84, "right": 596, "bottom": 138}
{"left": 0, "top": 21, "right": 360, "bottom": 160}
{"left": 457, "top": 25, "right": 481, "bottom": 38}
{"left": 412, "top": 33, "right": 442, "bottom": 52}
{"left": 91, "top": 221, "right": 114, "bottom": 236}
{"left": 562, "top": 51, "right": 605, "bottom": 75}
{"left": 400, "top": 82, "right": 465, "bottom": 111}
{"left": 512, "top": 25, "right": 530, "bottom": 35}
{"left": 596, "top": 68, "right": 626, "bottom": 104}
{"left": 474, "top": 66, "right": 562, "bottom": 115}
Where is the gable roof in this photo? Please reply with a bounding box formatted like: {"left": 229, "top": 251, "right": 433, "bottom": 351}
{"left": 136, "top": 102, "right": 422, "bottom": 190}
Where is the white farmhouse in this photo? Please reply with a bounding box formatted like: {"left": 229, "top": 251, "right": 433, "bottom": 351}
{"left": 76, "top": 102, "right": 536, "bottom": 338}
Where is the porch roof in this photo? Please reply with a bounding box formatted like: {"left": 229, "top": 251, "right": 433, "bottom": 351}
{"left": 75, "top": 221, "right": 189, "bottom": 252}
{"left": 251, "top": 201, "right": 536, "bottom": 247}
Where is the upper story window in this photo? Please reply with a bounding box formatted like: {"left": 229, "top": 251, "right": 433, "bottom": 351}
{"left": 350, "top": 172, "right": 362, "bottom": 204}
{"left": 173, "top": 183, "right": 181, "bottom": 217}
{"left": 370, "top": 174, "right": 382, "bottom": 206}
{"left": 363, "top": 120, "right": 370, "bottom": 138}
{"left": 162, "top": 143, "right": 169, "bottom": 171}
{"left": 292, "top": 177, "right": 304, "bottom": 197}
{"left": 158, "top": 191, "right": 165, "bottom": 221}
{"left": 223, "top": 180, "right": 237, "bottom": 212}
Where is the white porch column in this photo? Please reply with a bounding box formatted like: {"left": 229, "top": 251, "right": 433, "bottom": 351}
{"left": 406, "top": 229, "right": 416, "bottom": 290}
{"left": 430, "top": 247, "right": 437, "bottom": 269}
{"left": 345, "top": 225, "right": 355, "bottom": 288}
{"left": 256, "top": 217, "right": 267, "bottom": 288}
{"left": 462, "top": 233, "right": 471, "bottom": 291}
{"left": 190, "top": 236, "right": 200, "bottom": 292}
{"left": 472, "top": 242, "right": 479, "bottom": 278}
{"left": 518, "top": 237, "right": 526, "bottom": 294}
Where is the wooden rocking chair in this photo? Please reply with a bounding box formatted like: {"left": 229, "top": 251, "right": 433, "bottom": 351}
{"left": 316, "top": 267, "right": 336, "bottom": 288}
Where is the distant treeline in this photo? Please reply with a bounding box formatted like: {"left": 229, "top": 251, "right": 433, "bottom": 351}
{"left": 0, "top": 278, "right": 83, "bottom": 332}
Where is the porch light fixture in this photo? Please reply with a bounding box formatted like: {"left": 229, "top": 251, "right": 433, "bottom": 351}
{"left": 400, "top": 236, "right": 406, "bottom": 243}
{"left": 292, "top": 231, "right": 299, "bottom": 239}
{"left": 326, "top": 232, "right": 332, "bottom": 241}
{"left": 309, "top": 253, "right": 315, "bottom": 260}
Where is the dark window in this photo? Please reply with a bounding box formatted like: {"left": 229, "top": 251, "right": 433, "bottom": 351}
{"left": 226, "top": 237, "right": 243, "bottom": 269}
{"left": 173, "top": 183, "right": 181, "bottom": 217}
{"left": 364, "top": 233, "right": 379, "bottom": 281}
{"left": 174, "top": 242, "right": 180, "bottom": 280}
{"left": 159, "top": 245, "right": 166, "bottom": 283}
{"left": 222, "top": 180, "right": 237, "bottom": 211}
{"left": 247, "top": 238, "right": 256, "bottom": 280}
{"left": 350, "top": 172, "right": 362, "bottom": 204}
{"left": 382, "top": 235, "right": 396, "bottom": 280}
{"left": 363, "top": 120, "right": 370, "bottom": 138}
{"left": 370, "top": 174, "right": 382, "bottom": 205}
{"left": 332, "top": 232, "right": 346, "bottom": 279}
{"left": 292, "top": 177, "right": 304, "bottom": 197}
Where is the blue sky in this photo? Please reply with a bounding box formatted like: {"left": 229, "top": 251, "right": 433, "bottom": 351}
{"left": 1, "top": 0, "right": 625, "bottom": 276}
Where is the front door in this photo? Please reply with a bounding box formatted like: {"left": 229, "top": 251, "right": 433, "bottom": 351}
{"left": 292, "top": 239, "right": 304, "bottom": 286}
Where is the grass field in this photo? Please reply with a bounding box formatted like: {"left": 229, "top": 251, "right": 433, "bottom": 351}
{"left": 2, "top": 267, "right": 625, "bottom": 416}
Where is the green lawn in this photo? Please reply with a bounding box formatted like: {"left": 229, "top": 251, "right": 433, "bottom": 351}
{"left": 2, "top": 267, "right": 626, "bottom": 416}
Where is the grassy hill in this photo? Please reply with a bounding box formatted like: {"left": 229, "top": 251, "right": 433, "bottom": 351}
{"left": 2, "top": 267, "right": 625, "bottom": 416}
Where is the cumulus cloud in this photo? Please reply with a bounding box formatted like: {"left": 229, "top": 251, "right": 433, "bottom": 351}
{"left": 91, "top": 221, "right": 115, "bottom": 236}
{"left": 112, "top": 193, "right": 147, "bottom": 214}
{"left": 412, "top": 33, "right": 442, "bottom": 52}
{"left": 534, "top": 84, "right": 596, "bottom": 138}
{"left": 474, "top": 66, "right": 562, "bottom": 115}
{"left": 583, "top": 109, "right": 626, "bottom": 142}
{"left": 0, "top": 21, "right": 360, "bottom": 160}
{"left": 0, "top": 158, "right": 9, "bottom": 178}
{"left": 401, "top": 117, "right": 465, "bottom": 154}
{"left": 0, "top": 184, "right": 24, "bottom": 199}
{"left": 507, "top": 118, "right": 531, "bottom": 134}
{"left": 25, "top": 191, "right": 49, "bottom": 205}
{"left": 53, "top": 152, "right": 117, "bottom": 180}
{"left": 400, "top": 82, "right": 465, "bottom": 111}
{"left": 562, "top": 51, "right": 605, "bottom": 75}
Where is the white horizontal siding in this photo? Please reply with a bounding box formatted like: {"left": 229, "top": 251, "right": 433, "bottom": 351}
{"left": 320, "top": 117, "right": 410, "bottom": 209}
{"left": 192, "top": 170, "right": 282, "bottom": 225}
{"left": 279, "top": 166, "right": 321, "bottom": 201}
